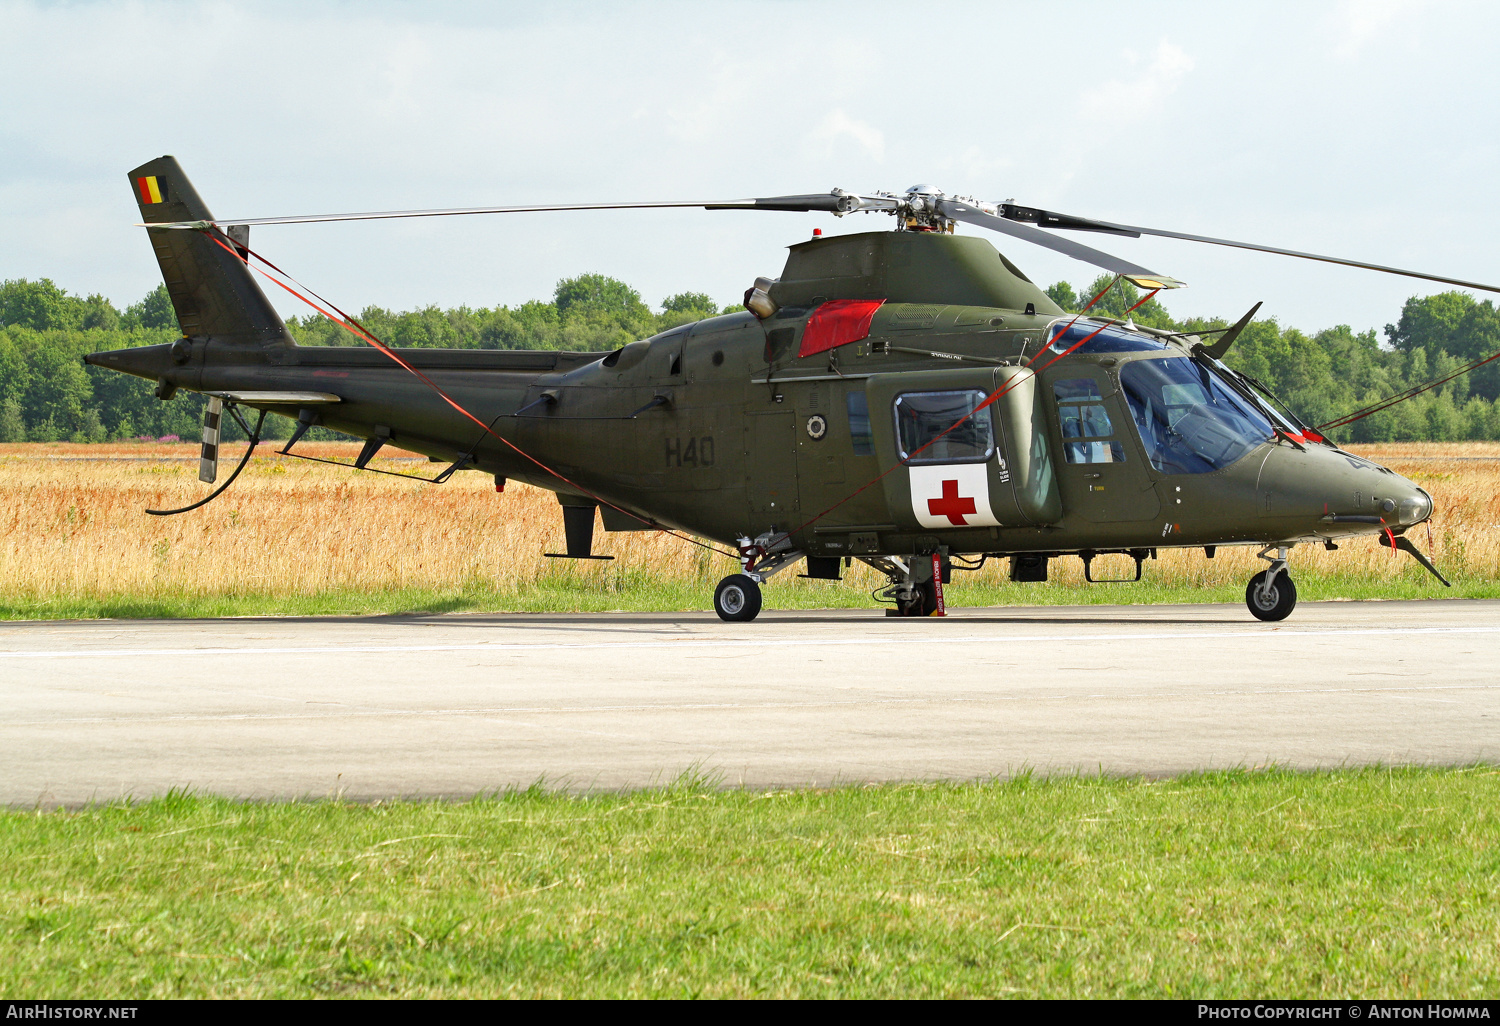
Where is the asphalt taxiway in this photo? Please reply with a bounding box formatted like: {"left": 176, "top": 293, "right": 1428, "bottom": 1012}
{"left": 2, "top": 600, "right": 1496, "bottom": 805}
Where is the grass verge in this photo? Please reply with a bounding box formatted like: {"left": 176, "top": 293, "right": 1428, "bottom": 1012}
{"left": 0, "top": 571, "right": 1490, "bottom": 621}
{"left": 4, "top": 768, "right": 1498, "bottom": 998}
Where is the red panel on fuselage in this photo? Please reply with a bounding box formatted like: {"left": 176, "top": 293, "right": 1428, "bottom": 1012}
{"left": 798, "top": 299, "right": 885, "bottom": 357}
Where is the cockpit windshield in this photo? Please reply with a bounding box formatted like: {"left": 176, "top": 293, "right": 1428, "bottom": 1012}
{"left": 1120, "top": 357, "right": 1274, "bottom": 474}
{"left": 1045, "top": 319, "right": 1170, "bottom": 355}
{"left": 1217, "top": 360, "right": 1314, "bottom": 437}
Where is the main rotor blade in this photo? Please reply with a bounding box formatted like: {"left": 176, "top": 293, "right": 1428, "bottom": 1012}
{"left": 146, "top": 194, "right": 845, "bottom": 229}
{"left": 937, "top": 199, "right": 1184, "bottom": 289}
{"left": 998, "top": 203, "right": 1141, "bottom": 237}
{"left": 1000, "top": 204, "right": 1500, "bottom": 294}
{"left": 706, "top": 194, "right": 847, "bottom": 213}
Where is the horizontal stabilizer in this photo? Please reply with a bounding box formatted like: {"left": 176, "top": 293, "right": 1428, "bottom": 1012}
{"left": 202, "top": 391, "right": 341, "bottom": 404}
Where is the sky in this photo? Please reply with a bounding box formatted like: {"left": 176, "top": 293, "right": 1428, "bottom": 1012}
{"left": 3, "top": 0, "right": 1498, "bottom": 336}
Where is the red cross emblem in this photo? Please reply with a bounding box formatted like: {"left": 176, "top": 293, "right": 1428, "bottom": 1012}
{"left": 927, "top": 478, "right": 977, "bottom": 526}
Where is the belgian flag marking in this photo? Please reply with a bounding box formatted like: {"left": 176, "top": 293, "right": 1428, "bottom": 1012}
{"left": 136, "top": 176, "right": 165, "bottom": 204}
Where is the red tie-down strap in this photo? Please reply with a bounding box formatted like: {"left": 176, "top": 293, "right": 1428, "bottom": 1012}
{"left": 798, "top": 299, "right": 885, "bottom": 358}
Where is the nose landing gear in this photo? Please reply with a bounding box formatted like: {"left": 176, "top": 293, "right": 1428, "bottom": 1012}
{"left": 1246, "top": 545, "right": 1297, "bottom": 621}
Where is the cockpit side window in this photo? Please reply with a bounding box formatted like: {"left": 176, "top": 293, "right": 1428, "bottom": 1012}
{"left": 1121, "top": 357, "right": 1273, "bottom": 474}
{"left": 1054, "top": 378, "right": 1125, "bottom": 464}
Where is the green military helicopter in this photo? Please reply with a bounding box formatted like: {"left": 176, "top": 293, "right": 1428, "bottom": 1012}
{"left": 89, "top": 156, "right": 1480, "bottom": 622}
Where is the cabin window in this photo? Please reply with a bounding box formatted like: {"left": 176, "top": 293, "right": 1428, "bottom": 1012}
{"left": 1054, "top": 378, "right": 1126, "bottom": 464}
{"left": 846, "top": 391, "right": 873, "bottom": 456}
{"left": 893, "top": 389, "right": 995, "bottom": 465}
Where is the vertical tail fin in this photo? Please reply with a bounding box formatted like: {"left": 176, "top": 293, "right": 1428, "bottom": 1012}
{"left": 129, "top": 156, "right": 292, "bottom": 347}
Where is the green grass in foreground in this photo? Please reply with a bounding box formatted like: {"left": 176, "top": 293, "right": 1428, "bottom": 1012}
{"left": 0, "top": 564, "right": 1491, "bottom": 620}
{"left": 4, "top": 769, "right": 1498, "bottom": 998}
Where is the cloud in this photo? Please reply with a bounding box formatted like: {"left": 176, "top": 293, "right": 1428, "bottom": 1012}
{"left": 2, "top": 1, "right": 1495, "bottom": 333}
{"left": 1078, "top": 40, "right": 1195, "bottom": 123}
{"left": 806, "top": 109, "right": 885, "bottom": 163}
{"left": 932, "top": 146, "right": 1016, "bottom": 194}
{"left": 1328, "top": 0, "right": 1420, "bottom": 59}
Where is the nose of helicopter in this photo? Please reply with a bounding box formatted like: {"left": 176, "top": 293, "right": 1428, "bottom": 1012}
{"left": 1390, "top": 482, "right": 1434, "bottom": 527}
{"left": 1350, "top": 478, "right": 1433, "bottom": 526}
{"left": 1341, "top": 470, "right": 1434, "bottom": 528}
{"left": 1257, "top": 444, "right": 1434, "bottom": 530}
{"left": 1337, "top": 462, "right": 1433, "bottom": 527}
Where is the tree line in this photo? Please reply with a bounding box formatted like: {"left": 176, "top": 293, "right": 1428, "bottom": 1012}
{"left": 2, "top": 272, "right": 1498, "bottom": 444}
{"left": 0, "top": 275, "right": 735, "bottom": 443}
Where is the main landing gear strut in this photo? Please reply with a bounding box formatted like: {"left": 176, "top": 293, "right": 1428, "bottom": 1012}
{"left": 713, "top": 533, "right": 804, "bottom": 622}
{"left": 1246, "top": 545, "right": 1297, "bottom": 622}
{"left": 867, "top": 556, "right": 942, "bottom": 617}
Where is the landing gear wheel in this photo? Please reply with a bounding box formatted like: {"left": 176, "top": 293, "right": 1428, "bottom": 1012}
{"left": 886, "top": 580, "right": 939, "bottom": 617}
{"left": 714, "top": 574, "right": 763, "bottom": 622}
{"left": 1245, "top": 569, "right": 1297, "bottom": 622}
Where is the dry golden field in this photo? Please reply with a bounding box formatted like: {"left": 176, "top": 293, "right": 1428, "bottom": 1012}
{"left": 0, "top": 440, "right": 1495, "bottom": 617}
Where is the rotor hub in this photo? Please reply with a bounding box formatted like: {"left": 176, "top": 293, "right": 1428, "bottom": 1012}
{"left": 828, "top": 185, "right": 999, "bottom": 233}
{"left": 899, "top": 185, "right": 948, "bottom": 232}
